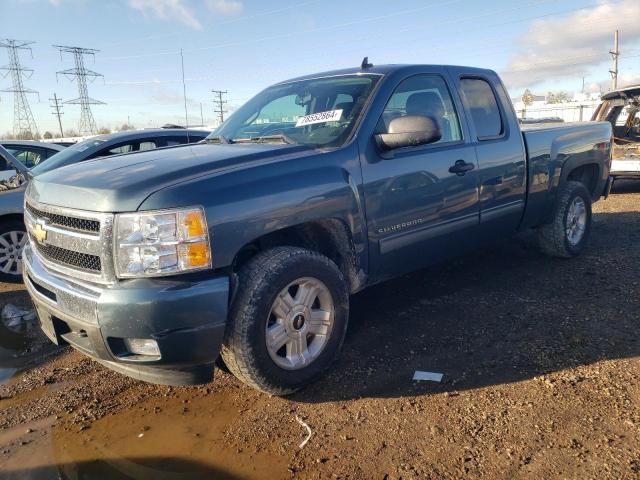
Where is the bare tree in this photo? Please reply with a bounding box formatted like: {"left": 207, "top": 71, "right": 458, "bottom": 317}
{"left": 546, "top": 91, "right": 571, "bottom": 104}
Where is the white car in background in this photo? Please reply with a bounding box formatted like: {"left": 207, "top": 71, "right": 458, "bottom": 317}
{"left": 592, "top": 85, "right": 640, "bottom": 179}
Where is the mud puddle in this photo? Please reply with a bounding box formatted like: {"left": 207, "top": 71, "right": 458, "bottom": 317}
{"left": 0, "top": 385, "right": 289, "bottom": 480}
{"left": 0, "top": 321, "right": 56, "bottom": 385}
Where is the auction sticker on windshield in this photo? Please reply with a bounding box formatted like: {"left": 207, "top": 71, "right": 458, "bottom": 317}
{"left": 295, "top": 109, "right": 343, "bottom": 127}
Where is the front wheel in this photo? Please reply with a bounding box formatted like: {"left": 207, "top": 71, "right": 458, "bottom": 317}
{"left": 537, "top": 181, "right": 592, "bottom": 258}
{"left": 0, "top": 220, "right": 28, "bottom": 283}
{"left": 221, "top": 247, "right": 349, "bottom": 395}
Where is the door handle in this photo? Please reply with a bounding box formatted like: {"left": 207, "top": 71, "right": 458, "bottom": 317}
{"left": 449, "top": 160, "right": 475, "bottom": 176}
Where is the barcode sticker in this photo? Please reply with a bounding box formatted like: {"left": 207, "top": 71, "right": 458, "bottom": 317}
{"left": 295, "top": 109, "right": 343, "bottom": 127}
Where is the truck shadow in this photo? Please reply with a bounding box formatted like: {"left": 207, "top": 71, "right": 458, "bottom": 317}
{"left": 294, "top": 209, "right": 640, "bottom": 403}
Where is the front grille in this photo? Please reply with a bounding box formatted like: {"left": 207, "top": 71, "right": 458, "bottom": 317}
{"left": 25, "top": 203, "right": 100, "bottom": 233}
{"left": 33, "top": 241, "right": 101, "bottom": 272}
{"left": 25, "top": 198, "right": 115, "bottom": 283}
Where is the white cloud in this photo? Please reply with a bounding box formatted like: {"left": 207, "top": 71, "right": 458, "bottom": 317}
{"left": 129, "top": 0, "right": 202, "bottom": 30}
{"left": 206, "top": 0, "right": 243, "bottom": 16}
{"left": 502, "top": 0, "right": 640, "bottom": 89}
{"left": 585, "top": 73, "right": 640, "bottom": 93}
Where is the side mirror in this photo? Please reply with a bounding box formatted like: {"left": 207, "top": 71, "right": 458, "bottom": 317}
{"left": 375, "top": 115, "right": 442, "bottom": 151}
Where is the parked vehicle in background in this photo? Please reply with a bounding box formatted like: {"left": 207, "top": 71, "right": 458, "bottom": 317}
{"left": 23, "top": 63, "right": 612, "bottom": 395}
{"left": 0, "top": 141, "right": 66, "bottom": 181}
{"left": 0, "top": 128, "right": 209, "bottom": 281}
{"left": 29, "top": 128, "right": 210, "bottom": 176}
{"left": 592, "top": 84, "right": 640, "bottom": 178}
{"left": 0, "top": 145, "right": 28, "bottom": 282}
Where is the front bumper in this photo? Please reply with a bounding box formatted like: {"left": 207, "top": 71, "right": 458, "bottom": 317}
{"left": 610, "top": 159, "right": 640, "bottom": 178}
{"left": 23, "top": 245, "right": 229, "bottom": 385}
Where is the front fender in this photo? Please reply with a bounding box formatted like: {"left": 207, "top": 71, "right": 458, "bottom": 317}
{"left": 138, "top": 144, "right": 367, "bottom": 274}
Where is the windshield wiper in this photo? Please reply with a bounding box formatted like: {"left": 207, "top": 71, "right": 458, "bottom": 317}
{"left": 233, "top": 134, "right": 297, "bottom": 145}
{"left": 204, "top": 135, "right": 233, "bottom": 144}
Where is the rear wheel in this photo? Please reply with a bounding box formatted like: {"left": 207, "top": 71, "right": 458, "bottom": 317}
{"left": 221, "top": 247, "right": 349, "bottom": 395}
{"left": 537, "top": 181, "right": 592, "bottom": 258}
{"left": 0, "top": 220, "right": 27, "bottom": 282}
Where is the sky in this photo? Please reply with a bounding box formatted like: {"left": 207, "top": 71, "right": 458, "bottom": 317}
{"left": 1, "top": 0, "right": 639, "bottom": 134}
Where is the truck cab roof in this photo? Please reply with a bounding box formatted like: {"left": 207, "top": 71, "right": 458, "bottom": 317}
{"left": 277, "top": 64, "right": 498, "bottom": 84}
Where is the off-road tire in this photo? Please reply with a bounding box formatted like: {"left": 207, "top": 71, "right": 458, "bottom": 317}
{"left": 221, "top": 247, "right": 349, "bottom": 395}
{"left": 537, "top": 180, "right": 592, "bottom": 258}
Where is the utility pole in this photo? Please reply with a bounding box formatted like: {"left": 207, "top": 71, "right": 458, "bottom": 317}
{"left": 200, "top": 102, "right": 204, "bottom": 127}
{"left": 609, "top": 30, "right": 619, "bottom": 90}
{"left": 0, "top": 39, "right": 40, "bottom": 139}
{"left": 54, "top": 45, "right": 104, "bottom": 135}
{"left": 49, "top": 93, "right": 64, "bottom": 138}
{"left": 211, "top": 89, "right": 227, "bottom": 124}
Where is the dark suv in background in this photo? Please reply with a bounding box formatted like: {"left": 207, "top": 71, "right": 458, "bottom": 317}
{"left": 0, "top": 128, "right": 209, "bottom": 281}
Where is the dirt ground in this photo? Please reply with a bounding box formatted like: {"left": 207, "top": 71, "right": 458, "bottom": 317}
{"left": 1, "top": 181, "right": 639, "bottom": 480}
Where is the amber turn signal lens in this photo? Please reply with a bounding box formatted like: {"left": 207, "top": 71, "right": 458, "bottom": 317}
{"left": 179, "top": 242, "right": 210, "bottom": 268}
{"left": 183, "top": 211, "right": 206, "bottom": 238}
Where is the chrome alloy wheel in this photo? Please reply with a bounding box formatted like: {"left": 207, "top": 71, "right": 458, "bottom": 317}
{"left": 0, "top": 231, "right": 27, "bottom": 276}
{"left": 566, "top": 196, "right": 587, "bottom": 246}
{"left": 265, "top": 277, "right": 335, "bottom": 370}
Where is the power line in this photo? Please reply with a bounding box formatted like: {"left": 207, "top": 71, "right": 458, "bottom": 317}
{"left": 49, "top": 93, "right": 64, "bottom": 138}
{"left": 0, "top": 39, "right": 40, "bottom": 139}
{"left": 211, "top": 89, "right": 227, "bottom": 124}
{"left": 102, "top": 0, "right": 466, "bottom": 61}
{"left": 54, "top": 45, "right": 104, "bottom": 135}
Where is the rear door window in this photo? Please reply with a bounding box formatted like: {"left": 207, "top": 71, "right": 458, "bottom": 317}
{"left": 163, "top": 135, "right": 205, "bottom": 146}
{"left": 138, "top": 140, "right": 157, "bottom": 151}
{"left": 5, "top": 146, "right": 46, "bottom": 168}
{"left": 89, "top": 141, "right": 137, "bottom": 159}
{"left": 459, "top": 78, "right": 503, "bottom": 139}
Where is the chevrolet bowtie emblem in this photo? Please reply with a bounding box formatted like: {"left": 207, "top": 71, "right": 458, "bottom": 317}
{"left": 31, "top": 222, "right": 47, "bottom": 244}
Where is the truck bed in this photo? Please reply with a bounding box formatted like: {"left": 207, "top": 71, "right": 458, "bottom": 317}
{"left": 519, "top": 121, "right": 612, "bottom": 230}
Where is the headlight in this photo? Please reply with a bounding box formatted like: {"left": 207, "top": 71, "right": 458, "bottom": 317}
{"left": 114, "top": 206, "right": 211, "bottom": 278}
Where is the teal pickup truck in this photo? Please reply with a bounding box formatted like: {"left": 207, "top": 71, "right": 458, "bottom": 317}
{"left": 22, "top": 63, "right": 612, "bottom": 395}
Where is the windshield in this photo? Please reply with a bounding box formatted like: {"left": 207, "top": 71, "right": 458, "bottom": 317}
{"left": 208, "top": 74, "right": 380, "bottom": 148}
{"left": 30, "top": 139, "right": 106, "bottom": 176}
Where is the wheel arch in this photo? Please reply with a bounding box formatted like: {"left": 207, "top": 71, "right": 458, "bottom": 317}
{"left": 561, "top": 162, "right": 601, "bottom": 200}
{"left": 0, "top": 213, "right": 26, "bottom": 226}
{"left": 230, "top": 218, "right": 365, "bottom": 294}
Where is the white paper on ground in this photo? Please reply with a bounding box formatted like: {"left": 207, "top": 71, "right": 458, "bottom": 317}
{"left": 413, "top": 371, "right": 444, "bottom": 382}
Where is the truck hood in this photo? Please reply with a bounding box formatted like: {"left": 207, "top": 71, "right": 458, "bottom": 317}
{"left": 27, "top": 143, "right": 309, "bottom": 212}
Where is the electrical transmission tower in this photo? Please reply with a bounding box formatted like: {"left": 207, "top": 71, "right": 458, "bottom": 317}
{"left": 211, "top": 89, "right": 227, "bottom": 124}
{"left": 49, "top": 93, "right": 64, "bottom": 138}
{"left": 54, "top": 45, "right": 104, "bottom": 135}
{"left": 0, "top": 39, "right": 40, "bottom": 139}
